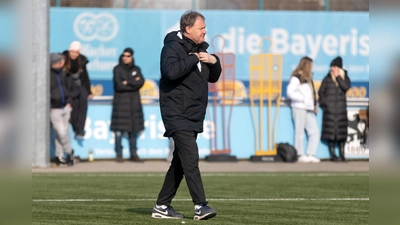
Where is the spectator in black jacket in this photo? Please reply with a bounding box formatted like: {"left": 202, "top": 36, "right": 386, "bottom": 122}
{"left": 62, "top": 41, "right": 92, "bottom": 139}
{"left": 110, "top": 48, "right": 145, "bottom": 163}
{"left": 50, "top": 53, "right": 74, "bottom": 166}
{"left": 152, "top": 10, "right": 221, "bottom": 221}
{"left": 318, "top": 56, "right": 351, "bottom": 162}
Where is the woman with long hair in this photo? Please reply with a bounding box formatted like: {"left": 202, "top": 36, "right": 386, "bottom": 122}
{"left": 286, "top": 56, "right": 320, "bottom": 163}
{"left": 62, "top": 41, "right": 92, "bottom": 139}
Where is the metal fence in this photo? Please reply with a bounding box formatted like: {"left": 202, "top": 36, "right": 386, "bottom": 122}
{"left": 50, "top": 0, "right": 369, "bottom": 11}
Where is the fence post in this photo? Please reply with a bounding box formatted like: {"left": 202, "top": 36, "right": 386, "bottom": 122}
{"left": 324, "top": 0, "right": 329, "bottom": 11}
{"left": 258, "top": 0, "right": 263, "bottom": 10}
{"left": 32, "top": 0, "right": 50, "bottom": 167}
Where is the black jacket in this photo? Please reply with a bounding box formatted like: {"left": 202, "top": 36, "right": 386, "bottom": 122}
{"left": 62, "top": 51, "right": 92, "bottom": 95}
{"left": 159, "top": 31, "right": 222, "bottom": 137}
{"left": 50, "top": 68, "right": 72, "bottom": 108}
{"left": 318, "top": 70, "right": 351, "bottom": 141}
{"left": 110, "top": 56, "right": 145, "bottom": 133}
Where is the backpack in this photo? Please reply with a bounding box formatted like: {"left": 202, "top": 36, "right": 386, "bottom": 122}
{"left": 277, "top": 143, "right": 298, "bottom": 162}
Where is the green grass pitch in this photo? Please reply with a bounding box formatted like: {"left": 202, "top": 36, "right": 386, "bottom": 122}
{"left": 32, "top": 173, "right": 369, "bottom": 224}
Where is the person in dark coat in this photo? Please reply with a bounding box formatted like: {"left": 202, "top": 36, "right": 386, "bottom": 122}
{"left": 62, "top": 41, "right": 93, "bottom": 139}
{"left": 318, "top": 56, "right": 351, "bottom": 161}
{"left": 152, "top": 10, "right": 221, "bottom": 221}
{"left": 110, "top": 48, "right": 145, "bottom": 163}
{"left": 49, "top": 53, "right": 74, "bottom": 166}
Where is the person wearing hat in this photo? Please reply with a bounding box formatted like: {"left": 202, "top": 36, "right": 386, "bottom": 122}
{"left": 50, "top": 53, "right": 74, "bottom": 166}
{"left": 62, "top": 41, "right": 92, "bottom": 139}
{"left": 318, "top": 56, "right": 351, "bottom": 162}
{"left": 110, "top": 47, "right": 145, "bottom": 163}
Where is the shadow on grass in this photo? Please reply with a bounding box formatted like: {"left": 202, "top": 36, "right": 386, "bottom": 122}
{"left": 126, "top": 208, "right": 153, "bottom": 215}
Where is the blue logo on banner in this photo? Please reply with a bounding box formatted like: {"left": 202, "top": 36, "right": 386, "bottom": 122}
{"left": 73, "top": 12, "right": 119, "bottom": 42}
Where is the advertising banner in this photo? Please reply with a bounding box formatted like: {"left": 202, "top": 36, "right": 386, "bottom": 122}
{"left": 59, "top": 101, "right": 368, "bottom": 160}
{"left": 50, "top": 9, "right": 368, "bottom": 82}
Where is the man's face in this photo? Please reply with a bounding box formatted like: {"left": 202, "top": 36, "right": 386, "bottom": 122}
{"left": 122, "top": 53, "right": 133, "bottom": 65}
{"left": 185, "top": 16, "right": 206, "bottom": 45}
{"left": 69, "top": 50, "right": 80, "bottom": 60}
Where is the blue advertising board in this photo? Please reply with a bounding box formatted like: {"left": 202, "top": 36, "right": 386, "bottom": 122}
{"left": 50, "top": 9, "right": 368, "bottom": 82}
{"left": 0, "top": 8, "right": 15, "bottom": 52}
{"left": 65, "top": 101, "right": 368, "bottom": 160}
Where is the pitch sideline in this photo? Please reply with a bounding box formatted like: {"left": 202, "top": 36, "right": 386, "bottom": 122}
{"left": 33, "top": 198, "right": 369, "bottom": 202}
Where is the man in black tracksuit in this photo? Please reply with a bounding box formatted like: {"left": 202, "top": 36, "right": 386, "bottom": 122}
{"left": 152, "top": 11, "right": 221, "bottom": 221}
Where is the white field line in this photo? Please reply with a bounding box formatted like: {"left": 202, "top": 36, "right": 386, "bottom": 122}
{"left": 33, "top": 198, "right": 369, "bottom": 202}
{"left": 32, "top": 173, "right": 369, "bottom": 177}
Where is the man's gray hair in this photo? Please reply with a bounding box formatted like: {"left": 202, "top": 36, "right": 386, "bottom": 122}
{"left": 180, "top": 10, "right": 205, "bottom": 33}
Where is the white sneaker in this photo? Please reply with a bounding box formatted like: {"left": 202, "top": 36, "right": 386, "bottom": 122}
{"left": 308, "top": 155, "right": 321, "bottom": 163}
{"left": 297, "top": 155, "right": 311, "bottom": 163}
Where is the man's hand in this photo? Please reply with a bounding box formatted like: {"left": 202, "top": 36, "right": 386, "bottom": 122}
{"left": 122, "top": 80, "right": 128, "bottom": 85}
{"left": 198, "top": 52, "right": 217, "bottom": 64}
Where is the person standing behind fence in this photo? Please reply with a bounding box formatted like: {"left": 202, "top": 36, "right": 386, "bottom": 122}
{"left": 49, "top": 53, "right": 74, "bottom": 166}
{"left": 286, "top": 56, "right": 320, "bottom": 163}
{"left": 318, "top": 56, "right": 351, "bottom": 162}
{"left": 152, "top": 10, "right": 221, "bottom": 220}
{"left": 110, "top": 48, "right": 145, "bottom": 163}
{"left": 62, "top": 41, "right": 93, "bottom": 139}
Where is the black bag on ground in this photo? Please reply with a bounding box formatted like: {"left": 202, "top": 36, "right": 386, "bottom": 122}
{"left": 277, "top": 143, "right": 298, "bottom": 162}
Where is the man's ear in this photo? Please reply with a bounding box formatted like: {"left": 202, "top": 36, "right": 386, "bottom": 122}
{"left": 185, "top": 26, "right": 190, "bottom": 34}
